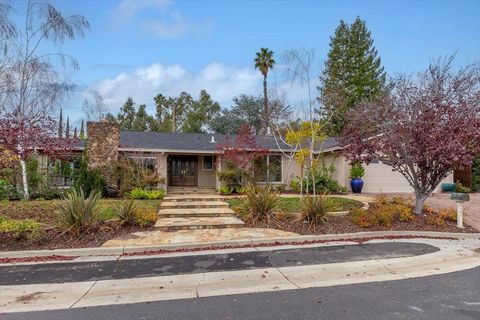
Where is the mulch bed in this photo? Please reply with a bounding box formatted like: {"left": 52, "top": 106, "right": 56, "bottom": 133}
{"left": 0, "top": 221, "right": 155, "bottom": 251}
{"left": 253, "top": 214, "right": 478, "bottom": 235}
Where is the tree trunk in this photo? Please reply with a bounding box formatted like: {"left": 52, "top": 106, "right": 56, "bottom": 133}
{"left": 172, "top": 104, "right": 176, "bottom": 133}
{"left": 263, "top": 75, "right": 269, "bottom": 133}
{"left": 20, "top": 159, "right": 30, "bottom": 199}
{"left": 413, "top": 193, "right": 428, "bottom": 215}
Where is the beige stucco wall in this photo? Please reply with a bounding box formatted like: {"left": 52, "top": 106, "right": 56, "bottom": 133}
{"left": 282, "top": 154, "right": 301, "bottom": 188}
{"left": 326, "top": 151, "right": 453, "bottom": 194}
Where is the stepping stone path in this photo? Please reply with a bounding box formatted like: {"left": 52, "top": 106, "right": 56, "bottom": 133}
{"left": 155, "top": 187, "right": 245, "bottom": 231}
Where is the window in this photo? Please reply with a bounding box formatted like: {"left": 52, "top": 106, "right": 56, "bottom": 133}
{"left": 254, "top": 155, "right": 282, "bottom": 183}
{"left": 203, "top": 156, "right": 214, "bottom": 170}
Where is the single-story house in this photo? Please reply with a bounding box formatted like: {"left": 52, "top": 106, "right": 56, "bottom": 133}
{"left": 41, "top": 120, "right": 451, "bottom": 194}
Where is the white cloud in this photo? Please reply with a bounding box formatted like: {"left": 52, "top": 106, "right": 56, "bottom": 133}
{"left": 83, "top": 62, "right": 263, "bottom": 110}
{"left": 113, "top": 0, "right": 172, "bottom": 21}
{"left": 112, "top": 0, "right": 212, "bottom": 39}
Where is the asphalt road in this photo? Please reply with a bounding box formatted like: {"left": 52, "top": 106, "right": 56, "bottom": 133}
{"left": 0, "top": 242, "right": 437, "bottom": 285}
{"left": 3, "top": 266, "right": 479, "bottom": 320}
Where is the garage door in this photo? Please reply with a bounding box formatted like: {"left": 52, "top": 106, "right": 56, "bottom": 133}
{"left": 362, "top": 161, "right": 413, "bottom": 193}
{"left": 360, "top": 161, "right": 452, "bottom": 193}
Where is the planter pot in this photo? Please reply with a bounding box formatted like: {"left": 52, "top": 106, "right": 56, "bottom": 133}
{"left": 350, "top": 178, "right": 364, "bottom": 194}
{"left": 441, "top": 183, "right": 456, "bottom": 192}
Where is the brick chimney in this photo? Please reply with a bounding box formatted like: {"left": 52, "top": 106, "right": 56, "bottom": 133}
{"left": 86, "top": 120, "right": 120, "bottom": 183}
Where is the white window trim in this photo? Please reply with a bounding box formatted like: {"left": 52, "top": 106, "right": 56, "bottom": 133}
{"left": 202, "top": 155, "right": 214, "bottom": 171}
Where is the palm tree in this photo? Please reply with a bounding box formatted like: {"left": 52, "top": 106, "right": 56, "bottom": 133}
{"left": 254, "top": 48, "right": 275, "bottom": 133}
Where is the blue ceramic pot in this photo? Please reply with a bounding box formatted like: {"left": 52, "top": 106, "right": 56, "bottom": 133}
{"left": 350, "top": 178, "right": 364, "bottom": 193}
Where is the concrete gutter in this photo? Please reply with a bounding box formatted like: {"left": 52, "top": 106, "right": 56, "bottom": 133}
{"left": 1, "top": 231, "right": 479, "bottom": 260}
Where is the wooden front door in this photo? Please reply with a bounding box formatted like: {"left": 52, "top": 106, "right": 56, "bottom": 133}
{"left": 168, "top": 156, "right": 198, "bottom": 186}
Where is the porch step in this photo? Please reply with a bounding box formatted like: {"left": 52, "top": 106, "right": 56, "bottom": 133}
{"left": 154, "top": 216, "right": 245, "bottom": 230}
{"left": 167, "top": 187, "right": 216, "bottom": 195}
{"left": 160, "top": 201, "right": 229, "bottom": 209}
{"left": 163, "top": 195, "right": 226, "bottom": 202}
{"left": 158, "top": 207, "right": 236, "bottom": 218}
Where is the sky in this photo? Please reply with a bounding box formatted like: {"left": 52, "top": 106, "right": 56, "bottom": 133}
{"left": 8, "top": 0, "right": 480, "bottom": 126}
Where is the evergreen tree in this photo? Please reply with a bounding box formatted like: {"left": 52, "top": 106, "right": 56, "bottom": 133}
{"left": 79, "top": 119, "right": 85, "bottom": 139}
{"left": 210, "top": 95, "right": 290, "bottom": 135}
{"left": 58, "top": 108, "right": 63, "bottom": 138}
{"left": 73, "top": 127, "right": 78, "bottom": 139}
{"left": 65, "top": 116, "right": 70, "bottom": 138}
{"left": 319, "top": 17, "right": 386, "bottom": 135}
{"left": 132, "top": 104, "right": 154, "bottom": 131}
{"left": 181, "top": 90, "right": 221, "bottom": 133}
{"left": 117, "top": 97, "right": 136, "bottom": 130}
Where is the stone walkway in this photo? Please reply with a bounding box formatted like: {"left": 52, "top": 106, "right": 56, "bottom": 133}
{"left": 154, "top": 191, "right": 245, "bottom": 230}
{"left": 104, "top": 188, "right": 296, "bottom": 247}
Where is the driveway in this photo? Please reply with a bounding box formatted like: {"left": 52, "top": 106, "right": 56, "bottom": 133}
{"left": 426, "top": 193, "right": 480, "bottom": 231}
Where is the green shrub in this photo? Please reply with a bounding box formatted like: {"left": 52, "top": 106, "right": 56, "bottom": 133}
{"left": 454, "top": 182, "right": 471, "bottom": 194}
{"left": 32, "top": 188, "right": 65, "bottom": 200}
{"left": 58, "top": 189, "right": 102, "bottom": 235}
{"left": 290, "top": 175, "right": 345, "bottom": 194}
{"left": 275, "top": 184, "right": 286, "bottom": 193}
{"left": 235, "top": 186, "right": 247, "bottom": 195}
{"left": 239, "top": 184, "right": 280, "bottom": 225}
{"left": 113, "top": 199, "right": 138, "bottom": 225}
{"left": 134, "top": 209, "right": 157, "bottom": 227}
{"left": 127, "top": 188, "right": 165, "bottom": 200}
{"left": 472, "top": 157, "right": 480, "bottom": 192}
{"left": 349, "top": 163, "right": 365, "bottom": 179}
{"left": 0, "top": 179, "right": 18, "bottom": 200}
{"left": 218, "top": 185, "right": 233, "bottom": 195}
{"left": 73, "top": 155, "right": 106, "bottom": 196}
{"left": 0, "top": 216, "right": 43, "bottom": 239}
{"left": 298, "top": 194, "right": 338, "bottom": 230}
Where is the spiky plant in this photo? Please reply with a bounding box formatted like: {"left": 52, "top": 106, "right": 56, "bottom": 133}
{"left": 58, "top": 189, "right": 102, "bottom": 235}
{"left": 240, "top": 183, "right": 280, "bottom": 226}
{"left": 298, "top": 193, "right": 338, "bottom": 231}
{"left": 113, "top": 199, "right": 138, "bottom": 225}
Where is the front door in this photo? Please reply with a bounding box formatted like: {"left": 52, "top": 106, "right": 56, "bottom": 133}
{"left": 168, "top": 156, "right": 198, "bottom": 186}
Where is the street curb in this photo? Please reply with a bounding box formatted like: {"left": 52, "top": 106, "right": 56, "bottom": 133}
{"left": 1, "top": 231, "right": 479, "bottom": 259}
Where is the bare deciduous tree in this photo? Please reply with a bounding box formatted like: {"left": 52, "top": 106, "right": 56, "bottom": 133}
{"left": 0, "top": 0, "right": 89, "bottom": 198}
{"left": 82, "top": 90, "right": 107, "bottom": 121}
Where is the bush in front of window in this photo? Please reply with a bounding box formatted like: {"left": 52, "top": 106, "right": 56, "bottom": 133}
{"left": 127, "top": 188, "right": 165, "bottom": 200}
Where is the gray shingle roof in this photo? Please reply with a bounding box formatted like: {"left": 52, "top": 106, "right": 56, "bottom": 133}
{"left": 118, "top": 131, "right": 340, "bottom": 152}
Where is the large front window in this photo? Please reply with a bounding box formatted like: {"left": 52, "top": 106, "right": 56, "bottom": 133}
{"left": 254, "top": 155, "right": 282, "bottom": 183}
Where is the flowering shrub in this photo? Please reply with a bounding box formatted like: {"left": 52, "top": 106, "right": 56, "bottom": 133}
{"left": 351, "top": 196, "right": 414, "bottom": 228}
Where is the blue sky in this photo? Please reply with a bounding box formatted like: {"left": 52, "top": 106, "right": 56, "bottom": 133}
{"left": 9, "top": 0, "right": 480, "bottom": 124}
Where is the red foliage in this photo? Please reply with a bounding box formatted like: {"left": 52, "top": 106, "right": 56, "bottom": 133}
{"left": 0, "top": 106, "right": 76, "bottom": 161}
{"left": 341, "top": 57, "right": 480, "bottom": 211}
{"left": 216, "top": 125, "right": 268, "bottom": 172}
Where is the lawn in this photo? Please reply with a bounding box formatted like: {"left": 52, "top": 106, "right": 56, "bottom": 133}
{"left": 227, "top": 196, "right": 364, "bottom": 214}
{"left": 0, "top": 199, "right": 161, "bottom": 226}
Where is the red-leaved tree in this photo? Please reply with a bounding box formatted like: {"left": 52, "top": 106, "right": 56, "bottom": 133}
{"left": 0, "top": 106, "right": 75, "bottom": 197}
{"left": 216, "top": 125, "right": 268, "bottom": 185}
{"left": 341, "top": 57, "right": 480, "bottom": 214}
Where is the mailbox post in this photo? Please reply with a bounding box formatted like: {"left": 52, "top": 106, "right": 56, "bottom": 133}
{"left": 451, "top": 192, "right": 470, "bottom": 228}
